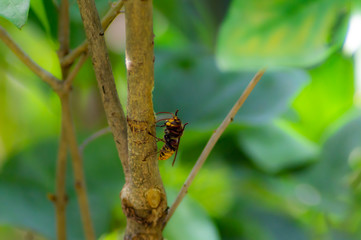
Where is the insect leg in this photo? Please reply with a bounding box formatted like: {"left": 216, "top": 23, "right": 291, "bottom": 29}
{"left": 148, "top": 132, "right": 166, "bottom": 143}
{"left": 182, "top": 122, "right": 189, "bottom": 133}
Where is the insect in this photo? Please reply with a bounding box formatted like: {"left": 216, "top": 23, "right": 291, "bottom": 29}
{"left": 150, "top": 110, "right": 188, "bottom": 166}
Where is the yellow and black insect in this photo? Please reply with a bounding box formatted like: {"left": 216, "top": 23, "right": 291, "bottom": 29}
{"left": 151, "top": 110, "right": 188, "bottom": 166}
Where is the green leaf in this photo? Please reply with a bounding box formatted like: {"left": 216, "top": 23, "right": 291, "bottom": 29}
{"left": 0, "top": 0, "right": 30, "bottom": 28}
{"left": 30, "top": 0, "right": 51, "bottom": 35}
{"left": 290, "top": 52, "right": 354, "bottom": 142}
{"left": 218, "top": 196, "right": 309, "bottom": 240}
{"left": 160, "top": 163, "right": 235, "bottom": 218}
{"left": 298, "top": 116, "right": 361, "bottom": 216}
{"left": 0, "top": 136, "right": 124, "bottom": 239}
{"left": 238, "top": 121, "right": 318, "bottom": 173}
{"left": 216, "top": 0, "right": 351, "bottom": 70}
{"left": 0, "top": 72, "right": 59, "bottom": 161}
{"left": 154, "top": 52, "right": 309, "bottom": 129}
{"left": 153, "top": 9, "right": 190, "bottom": 50}
{"left": 154, "top": 0, "right": 217, "bottom": 49}
{"left": 163, "top": 190, "right": 220, "bottom": 240}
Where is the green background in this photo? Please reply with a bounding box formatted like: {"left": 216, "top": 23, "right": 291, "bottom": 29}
{"left": 1, "top": 0, "right": 361, "bottom": 239}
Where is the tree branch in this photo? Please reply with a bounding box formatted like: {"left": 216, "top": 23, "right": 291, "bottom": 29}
{"left": 62, "top": 43, "right": 88, "bottom": 68}
{"left": 79, "top": 126, "right": 111, "bottom": 153}
{"left": 60, "top": 93, "right": 95, "bottom": 240}
{"left": 58, "top": 0, "right": 71, "bottom": 78}
{"left": 52, "top": 2, "right": 71, "bottom": 238}
{"left": 63, "top": 53, "right": 88, "bottom": 91}
{"left": 76, "top": 0, "right": 129, "bottom": 181}
{"left": 0, "top": 26, "right": 62, "bottom": 91}
{"left": 61, "top": 0, "right": 124, "bottom": 67}
{"left": 54, "top": 123, "right": 68, "bottom": 240}
{"left": 162, "top": 69, "right": 266, "bottom": 229}
{"left": 120, "top": 0, "right": 168, "bottom": 238}
{"left": 102, "top": 1, "right": 125, "bottom": 31}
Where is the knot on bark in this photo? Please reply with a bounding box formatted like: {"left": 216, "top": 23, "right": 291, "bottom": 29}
{"left": 121, "top": 188, "right": 167, "bottom": 227}
{"left": 47, "top": 193, "right": 68, "bottom": 203}
{"left": 145, "top": 188, "right": 161, "bottom": 208}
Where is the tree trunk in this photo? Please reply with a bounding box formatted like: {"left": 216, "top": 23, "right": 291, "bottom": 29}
{"left": 77, "top": 0, "right": 167, "bottom": 238}
{"left": 120, "top": 0, "right": 168, "bottom": 239}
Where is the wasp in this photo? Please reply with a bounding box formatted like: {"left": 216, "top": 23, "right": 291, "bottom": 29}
{"left": 150, "top": 110, "right": 188, "bottom": 166}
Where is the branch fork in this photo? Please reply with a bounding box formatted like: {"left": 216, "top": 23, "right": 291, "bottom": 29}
{"left": 0, "top": 0, "right": 266, "bottom": 238}
{"left": 0, "top": 1, "right": 126, "bottom": 240}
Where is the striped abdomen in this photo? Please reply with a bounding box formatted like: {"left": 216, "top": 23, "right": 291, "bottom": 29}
{"left": 159, "top": 144, "right": 175, "bottom": 160}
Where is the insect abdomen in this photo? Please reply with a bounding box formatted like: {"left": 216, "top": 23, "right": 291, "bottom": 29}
{"left": 159, "top": 144, "right": 175, "bottom": 160}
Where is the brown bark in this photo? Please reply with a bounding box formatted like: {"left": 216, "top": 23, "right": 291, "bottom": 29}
{"left": 55, "top": 2, "right": 70, "bottom": 238}
{"left": 120, "top": 0, "right": 168, "bottom": 239}
{"left": 54, "top": 123, "right": 67, "bottom": 240}
{"left": 76, "top": 0, "right": 130, "bottom": 182}
{"left": 58, "top": 0, "right": 70, "bottom": 78}
{"left": 76, "top": 0, "right": 167, "bottom": 237}
{"left": 62, "top": 0, "right": 125, "bottom": 67}
{"left": 0, "top": 0, "right": 266, "bottom": 238}
{"left": 60, "top": 93, "right": 96, "bottom": 240}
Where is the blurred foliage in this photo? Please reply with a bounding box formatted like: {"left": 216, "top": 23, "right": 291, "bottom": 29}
{"left": 0, "top": 0, "right": 30, "bottom": 28}
{"left": 0, "top": 0, "right": 361, "bottom": 239}
{"left": 291, "top": 52, "right": 355, "bottom": 142}
{"left": 216, "top": 0, "right": 352, "bottom": 70}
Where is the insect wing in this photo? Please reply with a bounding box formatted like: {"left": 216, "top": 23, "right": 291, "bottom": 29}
{"left": 171, "top": 138, "right": 181, "bottom": 166}
{"left": 155, "top": 112, "right": 174, "bottom": 123}
{"left": 171, "top": 123, "right": 188, "bottom": 166}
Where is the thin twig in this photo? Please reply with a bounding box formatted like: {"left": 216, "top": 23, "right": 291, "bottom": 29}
{"left": 101, "top": 1, "right": 125, "bottom": 31}
{"left": 62, "top": 43, "right": 88, "bottom": 67}
{"left": 54, "top": 121, "right": 68, "bottom": 240}
{"left": 76, "top": 0, "right": 129, "bottom": 182}
{"left": 79, "top": 126, "right": 111, "bottom": 153}
{"left": 0, "top": 26, "right": 62, "bottom": 91}
{"left": 63, "top": 53, "right": 88, "bottom": 90}
{"left": 163, "top": 69, "right": 266, "bottom": 229}
{"left": 60, "top": 93, "right": 95, "bottom": 240}
{"left": 53, "top": 1, "right": 71, "bottom": 238}
{"left": 61, "top": 0, "right": 125, "bottom": 67}
{"left": 58, "top": 0, "right": 71, "bottom": 78}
